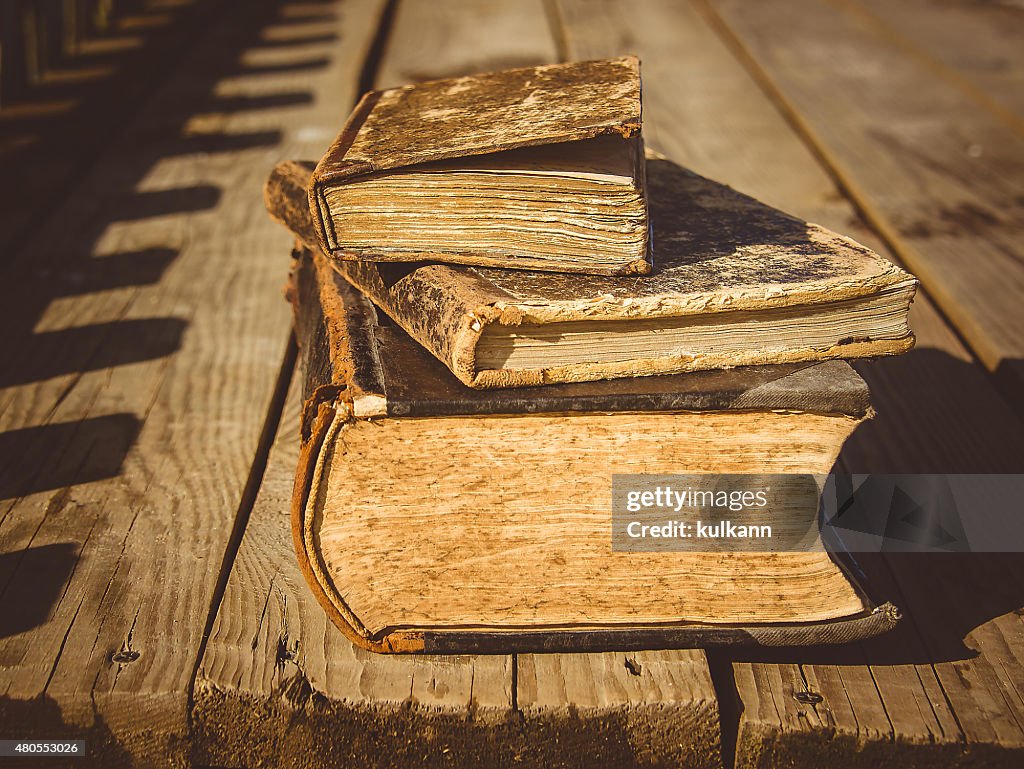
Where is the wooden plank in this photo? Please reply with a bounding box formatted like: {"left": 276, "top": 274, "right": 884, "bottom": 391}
{"left": 556, "top": 0, "right": 1024, "bottom": 766}
{"left": 0, "top": 1, "right": 386, "bottom": 765}
{"left": 852, "top": 0, "right": 1024, "bottom": 129}
{"left": 704, "top": 0, "right": 1024, "bottom": 409}
{"left": 871, "top": 551, "right": 1024, "bottom": 763}
{"left": 379, "top": 2, "right": 721, "bottom": 764}
{"left": 373, "top": 0, "right": 561, "bottom": 89}
{"left": 193, "top": 370, "right": 517, "bottom": 769}
{"left": 517, "top": 652, "right": 721, "bottom": 768}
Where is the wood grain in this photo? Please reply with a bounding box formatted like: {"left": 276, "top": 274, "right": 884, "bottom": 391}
{"left": 705, "top": 0, "right": 1024, "bottom": 409}
{"left": 0, "top": 0, "right": 386, "bottom": 765}
{"left": 373, "top": 0, "right": 561, "bottom": 89}
{"left": 517, "top": 651, "right": 721, "bottom": 769}
{"left": 556, "top": 0, "right": 1024, "bottom": 765}
{"left": 851, "top": 0, "right": 1024, "bottom": 130}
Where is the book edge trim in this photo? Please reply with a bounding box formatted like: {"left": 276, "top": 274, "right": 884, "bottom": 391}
{"left": 469, "top": 334, "right": 915, "bottom": 389}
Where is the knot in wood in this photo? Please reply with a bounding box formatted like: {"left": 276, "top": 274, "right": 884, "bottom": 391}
{"left": 794, "top": 690, "right": 823, "bottom": 705}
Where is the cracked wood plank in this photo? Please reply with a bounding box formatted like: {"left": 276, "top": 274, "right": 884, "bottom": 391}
{"left": 557, "top": 0, "right": 1024, "bottom": 766}
{"left": 0, "top": 0, "right": 388, "bottom": 765}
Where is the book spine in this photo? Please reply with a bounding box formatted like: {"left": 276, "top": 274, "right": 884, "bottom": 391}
{"left": 265, "top": 162, "right": 319, "bottom": 247}
{"left": 268, "top": 161, "right": 489, "bottom": 388}
{"left": 308, "top": 90, "right": 382, "bottom": 253}
{"left": 286, "top": 245, "right": 337, "bottom": 404}
{"left": 287, "top": 244, "right": 391, "bottom": 422}
{"left": 334, "top": 259, "right": 489, "bottom": 386}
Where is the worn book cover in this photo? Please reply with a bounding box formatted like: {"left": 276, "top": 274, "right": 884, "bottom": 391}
{"left": 270, "top": 157, "right": 917, "bottom": 389}
{"left": 308, "top": 56, "right": 651, "bottom": 275}
{"left": 286, "top": 245, "right": 900, "bottom": 654}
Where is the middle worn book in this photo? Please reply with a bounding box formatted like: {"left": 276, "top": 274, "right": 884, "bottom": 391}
{"left": 268, "top": 157, "right": 917, "bottom": 389}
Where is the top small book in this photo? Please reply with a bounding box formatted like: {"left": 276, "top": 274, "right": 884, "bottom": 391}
{"left": 308, "top": 57, "right": 650, "bottom": 276}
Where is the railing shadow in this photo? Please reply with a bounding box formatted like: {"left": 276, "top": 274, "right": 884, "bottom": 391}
{"left": 0, "top": 0, "right": 331, "bottom": 598}
{"left": 0, "top": 543, "right": 78, "bottom": 638}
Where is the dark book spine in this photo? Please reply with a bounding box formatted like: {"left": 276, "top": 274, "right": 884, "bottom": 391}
{"left": 288, "top": 246, "right": 335, "bottom": 405}
{"left": 287, "top": 245, "right": 390, "bottom": 428}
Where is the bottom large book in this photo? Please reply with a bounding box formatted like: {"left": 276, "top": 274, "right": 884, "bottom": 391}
{"left": 289, "top": 246, "right": 900, "bottom": 654}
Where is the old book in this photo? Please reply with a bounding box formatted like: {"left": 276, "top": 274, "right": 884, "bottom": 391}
{"left": 308, "top": 56, "right": 650, "bottom": 276}
{"left": 270, "top": 158, "right": 917, "bottom": 389}
{"left": 287, "top": 245, "right": 900, "bottom": 654}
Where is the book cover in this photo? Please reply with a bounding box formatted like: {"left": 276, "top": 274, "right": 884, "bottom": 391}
{"left": 308, "top": 56, "right": 649, "bottom": 275}
{"left": 269, "top": 158, "right": 917, "bottom": 389}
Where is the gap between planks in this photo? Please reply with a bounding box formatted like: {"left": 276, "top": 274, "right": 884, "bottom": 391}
{"left": 184, "top": 0, "right": 400, "bottom": 723}
{"left": 186, "top": 338, "right": 297, "bottom": 724}
{"left": 836, "top": 0, "right": 1024, "bottom": 137}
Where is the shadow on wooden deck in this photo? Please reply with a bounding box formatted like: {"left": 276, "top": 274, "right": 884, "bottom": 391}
{"left": 0, "top": 543, "right": 78, "bottom": 638}
{"left": 723, "top": 346, "right": 1024, "bottom": 668}
{"left": 0, "top": 0, "right": 329, "bottom": 501}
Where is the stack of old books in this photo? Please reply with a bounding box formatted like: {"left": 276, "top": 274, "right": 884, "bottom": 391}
{"left": 266, "top": 57, "right": 917, "bottom": 654}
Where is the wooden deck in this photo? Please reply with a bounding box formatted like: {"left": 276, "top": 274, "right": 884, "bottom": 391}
{"left": 1, "top": 0, "right": 1022, "bottom": 766}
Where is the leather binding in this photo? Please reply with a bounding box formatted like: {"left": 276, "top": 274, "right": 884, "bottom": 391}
{"left": 270, "top": 158, "right": 917, "bottom": 390}
{"left": 308, "top": 56, "right": 647, "bottom": 274}
{"left": 286, "top": 245, "right": 900, "bottom": 654}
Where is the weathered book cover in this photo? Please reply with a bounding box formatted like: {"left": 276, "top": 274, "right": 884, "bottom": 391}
{"left": 288, "top": 245, "right": 876, "bottom": 420}
{"left": 287, "top": 245, "right": 900, "bottom": 654}
{"left": 308, "top": 56, "right": 649, "bottom": 275}
{"left": 270, "top": 158, "right": 917, "bottom": 389}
